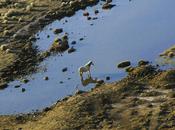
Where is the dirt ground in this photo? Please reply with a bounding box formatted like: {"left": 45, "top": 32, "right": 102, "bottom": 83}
{"left": 0, "top": 0, "right": 175, "bottom": 130}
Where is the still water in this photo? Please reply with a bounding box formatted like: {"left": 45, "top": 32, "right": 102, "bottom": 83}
{"left": 0, "top": 0, "right": 175, "bottom": 114}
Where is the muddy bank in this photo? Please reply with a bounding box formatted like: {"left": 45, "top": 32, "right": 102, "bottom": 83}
{"left": 0, "top": 0, "right": 100, "bottom": 87}
{"left": 0, "top": 63, "right": 175, "bottom": 130}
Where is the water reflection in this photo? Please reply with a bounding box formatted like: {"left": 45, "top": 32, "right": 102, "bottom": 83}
{"left": 80, "top": 76, "right": 98, "bottom": 87}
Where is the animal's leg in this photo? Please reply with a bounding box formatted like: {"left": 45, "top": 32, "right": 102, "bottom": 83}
{"left": 88, "top": 70, "right": 91, "bottom": 77}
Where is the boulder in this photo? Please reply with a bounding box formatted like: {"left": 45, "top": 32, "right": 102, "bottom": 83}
{"left": 117, "top": 61, "right": 131, "bottom": 68}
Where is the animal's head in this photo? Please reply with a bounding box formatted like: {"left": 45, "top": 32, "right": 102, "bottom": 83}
{"left": 88, "top": 60, "right": 94, "bottom": 66}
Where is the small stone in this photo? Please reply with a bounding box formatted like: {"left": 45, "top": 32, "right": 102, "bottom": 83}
{"left": 83, "top": 12, "right": 89, "bottom": 16}
{"left": 43, "top": 76, "right": 49, "bottom": 80}
{"left": 53, "top": 28, "right": 63, "bottom": 34}
{"left": 22, "top": 88, "right": 26, "bottom": 92}
{"left": 71, "top": 41, "right": 76, "bottom": 45}
{"left": 94, "top": 10, "right": 99, "bottom": 14}
{"left": 79, "top": 38, "right": 84, "bottom": 41}
{"left": 14, "top": 85, "right": 20, "bottom": 88}
{"left": 62, "top": 67, "right": 67, "bottom": 72}
{"left": 60, "top": 81, "right": 64, "bottom": 84}
{"left": 87, "top": 17, "right": 91, "bottom": 20}
{"left": 117, "top": 61, "right": 131, "bottom": 68}
{"left": 106, "top": 76, "right": 110, "bottom": 80}
{"left": 47, "top": 35, "right": 50, "bottom": 38}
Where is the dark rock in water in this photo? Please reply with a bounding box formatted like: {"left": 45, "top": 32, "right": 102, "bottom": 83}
{"left": 60, "top": 81, "right": 64, "bottom": 84}
{"left": 92, "top": 17, "right": 98, "bottom": 20}
{"left": 47, "top": 35, "right": 50, "bottom": 38}
{"left": 79, "top": 38, "right": 84, "bottom": 41}
{"left": 22, "top": 88, "right": 26, "bottom": 92}
{"left": 71, "top": 41, "right": 76, "bottom": 45}
{"left": 87, "top": 16, "right": 91, "bottom": 20}
{"left": 14, "top": 85, "right": 21, "bottom": 88}
{"left": 138, "top": 60, "right": 149, "bottom": 66}
{"left": 62, "top": 67, "right": 68, "bottom": 72}
{"left": 106, "top": 76, "right": 110, "bottom": 80}
{"left": 68, "top": 47, "right": 76, "bottom": 53}
{"left": 44, "top": 76, "right": 49, "bottom": 80}
{"left": 53, "top": 28, "right": 63, "bottom": 34}
{"left": 117, "top": 61, "right": 131, "bottom": 68}
{"left": 83, "top": 12, "right": 89, "bottom": 16}
{"left": 102, "top": 3, "right": 115, "bottom": 9}
{"left": 94, "top": 9, "right": 99, "bottom": 14}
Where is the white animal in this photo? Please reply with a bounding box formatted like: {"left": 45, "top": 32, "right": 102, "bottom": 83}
{"left": 78, "top": 61, "right": 94, "bottom": 77}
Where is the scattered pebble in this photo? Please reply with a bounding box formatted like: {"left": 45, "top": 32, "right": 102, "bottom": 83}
{"left": 106, "top": 76, "right": 110, "bottom": 80}
{"left": 14, "top": 85, "right": 21, "bottom": 88}
{"left": 43, "top": 76, "right": 49, "bottom": 80}
{"left": 21, "top": 88, "right": 26, "bottom": 92}
{"left": 94, "top": 9, "right": 99, "bottom": 14}
{"left": 60, "top": 81, "right": 64, "bottom": 84}
{"left": 87, "top": 17, "right": 91, "bottom": 20}
{"left": 71, "top": 41, "right": 76, "bottom": 45}
{"left": 83, "top": 12, "right": 89, "bottom": 16}
{"left": 62, "top": 67, "right": 68, "bottom": 72}
{"left": 53, "top": 28, "right": 63, "bottom": 34}
{"left": 79, "top": 38, "right": 84, "bottom": 41}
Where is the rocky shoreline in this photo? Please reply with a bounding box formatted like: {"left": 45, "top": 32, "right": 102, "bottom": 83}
{"left": 0, "top": 0, "right": 100, "bottom": 88}
{"left": 0, "top": 62, "right": 175, "bottom": 129}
